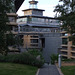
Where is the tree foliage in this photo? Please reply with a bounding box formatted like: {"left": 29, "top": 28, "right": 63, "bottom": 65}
{"left": 54, "top": 0, "right": 75, "bottom": 43}
{"left": 0, "top": 0, "right": 15, "bottom": 55}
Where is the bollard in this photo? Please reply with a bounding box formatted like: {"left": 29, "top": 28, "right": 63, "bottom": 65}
{"left": 58, "top": 54, "right": 61, "bottom": 68}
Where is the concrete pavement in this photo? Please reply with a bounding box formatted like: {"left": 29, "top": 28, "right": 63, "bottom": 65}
{"left": 38, "top": 64, "right": 60, "bottom": 75}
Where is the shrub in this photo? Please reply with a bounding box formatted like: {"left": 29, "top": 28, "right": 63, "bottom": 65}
{"left": 34, "top": 59, "right": 44, "bottom": 67}
{"left": 0, "top": 52, "right": 44, "bottom": 68}
{"left": 28, "top": 49, "right": 44, "bottom": 59}
{"left": 28, "top": 49, "right": 41, "bottom": 56}
{"left": 0, "top": 54, "right": 6, "bottom": 62}
{"left": 28, "top": 49, "right": 44, "bottom": 67}
{"left": 50, "top": 54, "right": 58, "bottom": 64}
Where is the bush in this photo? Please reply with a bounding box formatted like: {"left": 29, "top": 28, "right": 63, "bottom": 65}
{"left": 28, "top": 49, "right": 44, "bottom": 59}
{"left": 50, "top": 54, "right": 58, "bottom": 64}
{"left": 0, "top": 52, "right": 44, "bottom": 68}
{"left": 28, "top": 49, "right": 41, "bottom": 56}
{"left": 33, "top": 59, "right": 44, "bottom": 68}
{"left": 28, "top": 49, "right": 44, "bottom": 67}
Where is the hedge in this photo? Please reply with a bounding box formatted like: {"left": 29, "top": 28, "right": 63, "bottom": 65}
{"left": 0, "top": 52, "right": 44, "bottom": 68}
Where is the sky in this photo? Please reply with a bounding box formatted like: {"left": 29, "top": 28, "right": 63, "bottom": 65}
{"left": 17, "top": 0, "right": 60, "bottom": 17}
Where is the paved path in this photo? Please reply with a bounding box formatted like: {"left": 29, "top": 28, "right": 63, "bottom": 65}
{"left": 38, "top": 64, "right": 60, "bottom": 75}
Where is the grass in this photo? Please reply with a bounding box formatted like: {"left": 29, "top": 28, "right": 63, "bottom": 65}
{"left": 0, "top": 63, "right": 38, "bottom": 75}
{"left": 61, "top": 66, "right": 75, "bottom": 75}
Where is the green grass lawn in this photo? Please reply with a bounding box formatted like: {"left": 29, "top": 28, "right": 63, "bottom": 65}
{"left": 0, "top": 63, "right": 38, "bottom": 75}
{"left": 61, "top": 66, "right": 75, "bottom": 75}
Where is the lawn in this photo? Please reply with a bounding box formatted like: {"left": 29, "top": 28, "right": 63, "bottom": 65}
{"left": 0, "top": 63, "right": 38, "bottom": 75}
{"left": 61, "top": 66, "right": 75, "bottom": 75}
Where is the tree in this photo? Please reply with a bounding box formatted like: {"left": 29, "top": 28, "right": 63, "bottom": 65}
{"left": 54, "top": 0, "right": 75, "bottom": 44}
{"left": 0, "top": 0, "right": 15, "bottom": 55}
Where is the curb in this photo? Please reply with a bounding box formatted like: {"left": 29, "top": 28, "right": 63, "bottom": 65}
{"left": 36, "top": 69, "right": 40, "bottom": 75}
{"left": 56, "top": 65, "right": 64, "bottom": 75}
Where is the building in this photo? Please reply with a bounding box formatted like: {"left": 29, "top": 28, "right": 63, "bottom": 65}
{"left": 7, "top": 13, "right": 18, "bottom": 33}
{"left": 60, "top": 31, "right": 75, "bottom": 59}
{"left": 6, "top": 13, "right": 19, "bottom": 52}
{"left": 17, "top": 0, "right": 62, "bottom": 62}
{"left": 5, "top": 0, "right": 18, "bottom": 52}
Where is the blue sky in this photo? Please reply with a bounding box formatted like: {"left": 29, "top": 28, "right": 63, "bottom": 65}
{"left": 17, "top": 0, "right": 60, "bottom": 17}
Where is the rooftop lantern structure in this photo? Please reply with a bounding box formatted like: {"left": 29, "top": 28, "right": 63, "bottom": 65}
{"left": 29, "top": 0, "right": 38, "bottom": 9}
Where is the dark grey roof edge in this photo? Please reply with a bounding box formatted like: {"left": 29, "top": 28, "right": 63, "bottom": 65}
{"left": 17, "top": 15, "right": 59, "bottom": 19}
{"left": 18, "top": 23, "right": 60, "bottom": 28}
{"left": 22, "top": 8, "right": 45, "bottom": 11}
